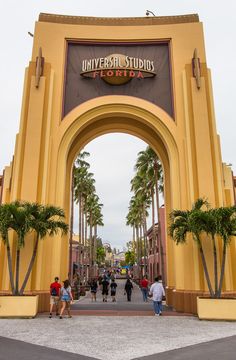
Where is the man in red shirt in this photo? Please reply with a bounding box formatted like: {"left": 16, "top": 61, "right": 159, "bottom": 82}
{"left": 49, "top": 277, "right": 61, "bottom": 318}
{"left": 140, "top": 276, "right": 149, "bottom": 302}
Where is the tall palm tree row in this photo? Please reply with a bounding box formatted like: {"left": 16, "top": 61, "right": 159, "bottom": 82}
{"left": 126, "top": 145, "right": 164, "bottom": 280}
{"left": 0, "top": 201, "right": 68, "bottom": 295}
{"left": 126, "top": 195, "right": 149, "bottom": 279}
{"left": 73, "top": 151, "right": 104, "bottom": 280}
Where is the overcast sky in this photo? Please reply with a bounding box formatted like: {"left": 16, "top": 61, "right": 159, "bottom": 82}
{"left": 0, "top": 1, "right": 235, "bottom": 249}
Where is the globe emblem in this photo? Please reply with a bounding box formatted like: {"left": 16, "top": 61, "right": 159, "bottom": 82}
{"left": 102, "top": 54, "right": 131, "bottom": 85}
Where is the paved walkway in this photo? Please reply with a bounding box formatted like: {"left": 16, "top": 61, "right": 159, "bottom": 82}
{"left": 1, "top": 316, "right": 236, "bottom": 360}
{"left": 1, "top": 334, "right": 236, "bottom": 360}
{"left": 70, "top": 279, "right": 177, "bottom": 316}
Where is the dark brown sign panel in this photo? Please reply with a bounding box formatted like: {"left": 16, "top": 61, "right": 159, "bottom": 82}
{"left": 63, "top": 42, "right": 173, "bottom": 118}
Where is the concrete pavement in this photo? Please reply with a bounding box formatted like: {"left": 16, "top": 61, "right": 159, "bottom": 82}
{"left": 0, "top": 336, "right": 97, "bottom": 360}
{"left": 1, "top": 316, "right": 236, "bottom": 360}
{"left": 1, "top": 334, "right": 236, "bottom": 360}
{"left": 1, "top": 279, "right": 236, "bottom": 359}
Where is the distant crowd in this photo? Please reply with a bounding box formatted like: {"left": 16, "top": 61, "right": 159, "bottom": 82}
{"left": 49, "top": 272, "right": 165, "bottom": 319}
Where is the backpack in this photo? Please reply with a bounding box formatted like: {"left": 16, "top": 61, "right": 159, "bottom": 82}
{"left": 51, "top": 287, "right": 58, "bottom": 296}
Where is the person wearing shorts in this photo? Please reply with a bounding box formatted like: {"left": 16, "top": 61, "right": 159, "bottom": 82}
{"left": 59, "top": 279, "right": 73, "bottom": 319}
{"left": 49, "top": 276, "right": 61, "bottom": 318}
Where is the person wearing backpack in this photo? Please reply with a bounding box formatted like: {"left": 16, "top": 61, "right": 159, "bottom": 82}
{"left": 90, "top": 278, "right": 98, "bottom": 302}
{"left": 110, "top": 278, "right": 118, "bottom": 302}
{"left": 49, "top": 276, "right": 61, "bottom": 318}
{"left": 59, "top": 279, "right": 74, "bottom": 319}
{"left": 101, "top": 275, "right": 109, "bottom": 302}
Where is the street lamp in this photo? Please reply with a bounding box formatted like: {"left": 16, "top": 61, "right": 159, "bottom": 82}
{"left": 146, "top": 10, "right": 156, "bottom": 16}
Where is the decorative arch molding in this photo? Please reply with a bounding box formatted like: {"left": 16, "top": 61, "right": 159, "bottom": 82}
{"left": 54, "top": 96, "right": 181, "bottom": 212}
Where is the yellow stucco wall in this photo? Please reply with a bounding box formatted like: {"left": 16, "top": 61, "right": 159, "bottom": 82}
{"left": 0, "top": 14, "right": 235, "bottom": 295}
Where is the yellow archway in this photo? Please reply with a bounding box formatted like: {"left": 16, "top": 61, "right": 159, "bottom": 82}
{"left": 1, "top": 13, "right": 235, "bottom": 314}
{"left": 49, "top": 96, "right": 187, "bottom": 297}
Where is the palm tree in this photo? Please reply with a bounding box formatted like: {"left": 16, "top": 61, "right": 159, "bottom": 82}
{"left": 74, "top": 152, "right": 96, "bottom": 277}
{"left": 0, "top": 201, "right": 68, "bottom": 295}
{"left": 0, "top": 204, "right": 15, "bottom": 293}
{"left": 19, "top": 204, "right": 68, "bottom": 294}
{"left": 74, "top": 151, "right": 91, "bottom": 245}
{"left": 96, "top": 246, "right": 106, "bottom": 266}
{"left": 126, "top": 194, "right": 148, "bottom": 278}
{"left": 169, "top": 199, "right": 236, "bottom": 298}
{"left": 134, "top": 146, "right": 164, "bottom": 281}
{"left": 69, "top": 165, "right": 75, "bottom": 283}
{"left": 216, "top": 206, "right": 236, "bottom": 297}
{"left": 85, "top": 193, "right": 103, "bottom": 278}
{"left": 6, "top": 201, "right": 33, "bottom": 295}
{"left": 169, "top": 199, "right": 214, "bottom": 297}
{"left": 92, "top": 206, "right": 104, "bottom": 267}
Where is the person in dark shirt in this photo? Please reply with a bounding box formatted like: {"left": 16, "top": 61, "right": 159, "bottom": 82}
{"left": 101, "top": 275, "right": 110, "bottom": 302}
{"left": 90, "top": 279, "right": 98, "bottom": 302}
{"left": 124, "top": 278, "right": 133, "bottom": 302}
{"left": 110, "top": 278, "right": 118, "bottom": 302}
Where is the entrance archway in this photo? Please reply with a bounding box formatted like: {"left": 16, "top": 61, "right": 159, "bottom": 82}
{"left": 52, "top": 96, "right": 181, "bottom": 295}
{"left": 1, "top": 13, "right": 235, "bottom": 315}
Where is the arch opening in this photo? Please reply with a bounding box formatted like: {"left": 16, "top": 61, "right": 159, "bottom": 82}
{"left": 54, "top": 98, "right": 180, "bottom": 290}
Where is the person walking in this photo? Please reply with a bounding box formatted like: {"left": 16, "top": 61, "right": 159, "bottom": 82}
{"left": 124, "top": 278, "right": 133, "bottom": 302}
{"left": 110, "top": 278, "right": 118, "bottom": 302}
{"left": 49, "top": 276, "right": 61, "bottom": 318}
{"left": 72, "top": 273, "right": 80, "bottom": 300}
{"left": 149, "top": 275, "right": 165, "bottom": 316}
{"left": 140, "top": 275, "right": 149, "bottom": 302}
{"left": 90, "top": 278, "right": 98, "bottom": 302}
{"left": 59, "top": 279, "right": 73, "bottom": 319}
{"left": 101, "top": 275, "right": 109, "bottom": 302}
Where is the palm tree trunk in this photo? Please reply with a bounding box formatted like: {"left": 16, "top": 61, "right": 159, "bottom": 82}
{"left": 151, "top": 189, "right": 155, "bottom": 245}
{"left": 79, "top": 194, "right": 82, "bottom": 269}
{"left": 19, "top": 235, "right": 39, "bottom": 295}
{"left": 81, "top": 199, "right": 85, "bottom": 277}
{"left": 154, "top": 171, "right": 165, "bottom": 285}
{"left": 6, "top": 241, "right": 15, "bottom": 293}
{"left": 89, "top": 215, "right": 93, "bottom": 279}
{"left": 69, "top": 170, "right": 74, "bottom": 284}
{"left": 143, "top": 217, "right": 148, "bottom": 277}
{"left": 135, "top": 226, "right": 140, "bottom": 279}
{"left": 81, "top": 199, "right": 84, "bottom": 246}
{"left": 94, "top": 225, "right": 97, "bottom": 270}
{"left": 85, "top": 211, "right": 87, "bottom": 247}
{"left": 139, "top": 225, "right": 143, "bottom": 277}
{"left": 79, "top": 195, "right": 82, "bottom": 243}
{"left": 198, "top": 240, "right": 214, "bottom": 297}
{"left": 217, "top": 241, "right": 227, "bottom": 298}
{"left": 84, "top": 211, "right": 88, "bottom": 283}
{"left": 211, "top": 234, "right": 219, "bottom": 297}
{"left": 15, "top": 247, "right": 21, "bottom": 295}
